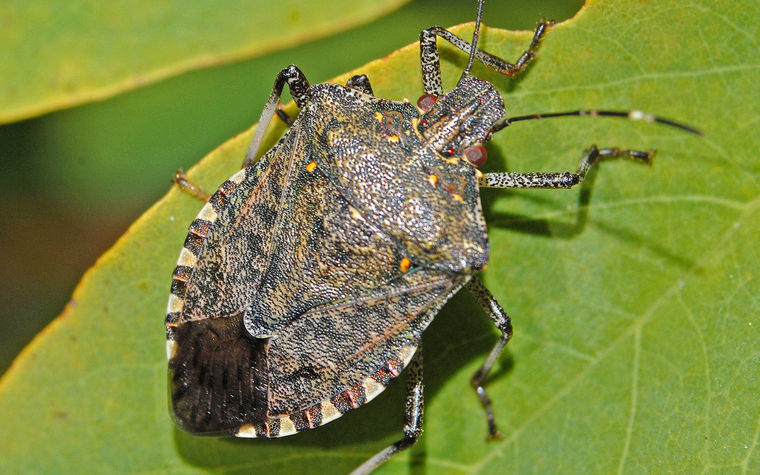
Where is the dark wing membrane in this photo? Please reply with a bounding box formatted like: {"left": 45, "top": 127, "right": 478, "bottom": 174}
{"left": 168, "top": 124, "right": 305, "bottom": 434}
{"left": 169, "top": 313, "right": 268, "bottom": 434}
{"left": 266, "top": 269, "right": 467, "bottom": 417}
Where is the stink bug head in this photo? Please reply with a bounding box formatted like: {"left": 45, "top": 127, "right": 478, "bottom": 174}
{"left": 417, "top": 76, "right": 505, "bottom": 163}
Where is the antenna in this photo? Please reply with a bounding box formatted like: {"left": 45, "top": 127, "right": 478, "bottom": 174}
{"left": 491, "top": 109, "right": 702, "bottom": 136}
{"left": 460, "top": 0, "right": 485, "bottom": 83}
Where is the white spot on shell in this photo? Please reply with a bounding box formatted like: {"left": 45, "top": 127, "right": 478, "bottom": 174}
{"left": 176, "top": 248, "right": 198, "bottom": 267}
{"left": 228, "top": 167, "right": 247, "bottom": 184}
{"left": 197, "top": 203, "right": 218, "bottom": 222}
{"left": 321, "top": 401, "right": 342, "bottom": 424}
{"left": 166, "top": 294, "right": 184, "bottom": 314}
{"left": 165, "top": 340, "right": 177, "bottom": 360}
{"left": 398, "top": 345, "right": 417, "bottom": 367}
{"left": 362, "top": 377, "right": 385, "bottom": 402}
{"left": 279, "top": 417, "right": 296, "bottom": 436}
{"left": 236, "top": 424, "right": 257, "bottom": 438}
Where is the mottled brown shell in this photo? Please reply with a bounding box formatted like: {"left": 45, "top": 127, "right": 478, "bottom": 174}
{"left": 166, "top": 78, "right": 502, "bottom": 437}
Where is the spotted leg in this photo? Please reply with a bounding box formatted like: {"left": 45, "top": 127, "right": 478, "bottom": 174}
{"left": 466, "top": 276, "right": 512, "bottom": 439}
{"left": 275, "top": 108, "right": 295, "bottom": 127}
{"left": 245, "top": 64, "right": 311, "bottom": 166}
{"left": 351, "top": 347, "right": 424, "bottom": 475}
{"left": 173, "top": 169, "right": 210, "bottom": 201}
{"left": 174, "top": 65, "right": 310, "bottom": 197}
{"left": 419, "top": 19, "right": 553, "bottom": 95}
{"left": 480, "top": 145, "right": 655, "bottom": 189}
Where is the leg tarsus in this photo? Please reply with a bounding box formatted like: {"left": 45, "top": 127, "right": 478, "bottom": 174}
{"left": 572, "top": 145, "right": 654, "bottom": 182}
{"left": 173, "top": 169, "right": 210, "bottom": 201}
{"left": 509, "top": 19, "right": 555, "bottom": 75}
{"left": 351, "top": 348, "right": 424, "bottom": 475}
{"left": 466, "top": 277, "right": 512, "bottom": 440}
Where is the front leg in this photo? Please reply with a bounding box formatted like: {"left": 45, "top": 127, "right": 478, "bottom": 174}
{"left": 244, "top": 65, "right": 311, "bottom": 166}
{"left": 466, "top": 276, "right": 513, "bottom": 439}
{"left": 419, "top": 19, "right": 553, "bottom": 95}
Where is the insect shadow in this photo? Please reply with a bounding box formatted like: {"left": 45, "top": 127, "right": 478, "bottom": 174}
{"left": 481, "top": 143, "right": 697, "bottom": 271}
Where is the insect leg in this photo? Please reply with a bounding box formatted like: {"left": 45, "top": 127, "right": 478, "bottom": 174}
{"left": 466, "top": 276, "right": 512, "bottom": 439}
{"left": 173, "top": 169, "right": 210, "bottom": 201}
{"left": 244, "top": 64, "right": 311, "bottom": 167}
{"left": 345, "top": 74, "right": 374, "bottom": 96}
{"left": 351, "top": 348, "right": 424, "bottom": 475}
{"left": 419, "top": 19, "right": 553, "bottom": 95}
{"left": 275, "top": 107, "right": 294, "bottom": 127}
{"left": 479, "top": 145, "right": 654, "bottom": 189}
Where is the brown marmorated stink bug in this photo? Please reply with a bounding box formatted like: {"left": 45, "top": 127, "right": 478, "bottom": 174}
{"left": 165, "top": 1, "right": 700, "bottom": 473}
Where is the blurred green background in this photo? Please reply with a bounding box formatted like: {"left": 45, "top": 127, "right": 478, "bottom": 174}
{"left": 0, "top": 0, "right": 581, "bottom": 374}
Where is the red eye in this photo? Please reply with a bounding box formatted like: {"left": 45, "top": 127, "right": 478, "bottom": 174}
{"left": 417, "top": 94, "right": 438, "bottom": 112}
{"left": 464, "top": 145, "right": 487, "bottom": 166}
{"left": 444, "top": 146, "right": 456, "bottom": 156}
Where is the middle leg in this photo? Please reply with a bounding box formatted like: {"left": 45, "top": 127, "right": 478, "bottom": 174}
{"left": 466, "top": 276, "right": 513, "bottom": 439}
{"left": 350, "top": 347, "right": 424, "bottom": 475}
{"left": 480, "top": 145, "right": 655, "bottom": 190}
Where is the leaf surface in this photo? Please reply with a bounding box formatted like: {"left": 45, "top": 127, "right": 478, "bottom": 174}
{"left": 1, "top": 0, "right": 758, "bottom": 473}
{"left": 0, "top": 0, "right": 409, "bottom": 123}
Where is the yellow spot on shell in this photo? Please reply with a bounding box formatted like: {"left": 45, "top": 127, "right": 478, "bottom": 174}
{"left": 306, "top": 161, "right": 317, "bottom": 173}
{"left": 428, "top": 174, "right": 439, "bottom": 186}
{"left": 387, "top": 135, "right": 400, "bottom": 143}
{"left": 450, "top": 193, "right": 464, "bottom": 203}
{"left": 400, "top": 257, "right": 412, "bottom": 273}
{"left": 375, "top": 111, "right": 384, "bottom": 122}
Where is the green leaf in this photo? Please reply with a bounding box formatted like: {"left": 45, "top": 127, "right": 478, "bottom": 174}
{"left": 0, "top": 0, "right": 410, "bottom": 124}
{"left": 1, "top": 0, "right": 757, "bottom": 473}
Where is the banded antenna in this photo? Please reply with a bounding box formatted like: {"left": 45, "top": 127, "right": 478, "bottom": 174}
{"left": 492, "top": 109, "right": 702, "bottom": 136}
{"left": 459, "top": 0, "right": 486, "bottom": 85}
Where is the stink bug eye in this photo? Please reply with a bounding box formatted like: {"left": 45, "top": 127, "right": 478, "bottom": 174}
{"left": 464, "top": 144, "right": 487, "bottom": 166}
{"left": 416, "top": 93, "right": 438, "bottom": 112}
{"left": 166, "top": 0, "right": 700, "bottom": 473}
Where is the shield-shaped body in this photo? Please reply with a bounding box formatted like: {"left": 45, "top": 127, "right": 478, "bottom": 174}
{"left": 166, "top": 78, "right": 502, "bottom": 437}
